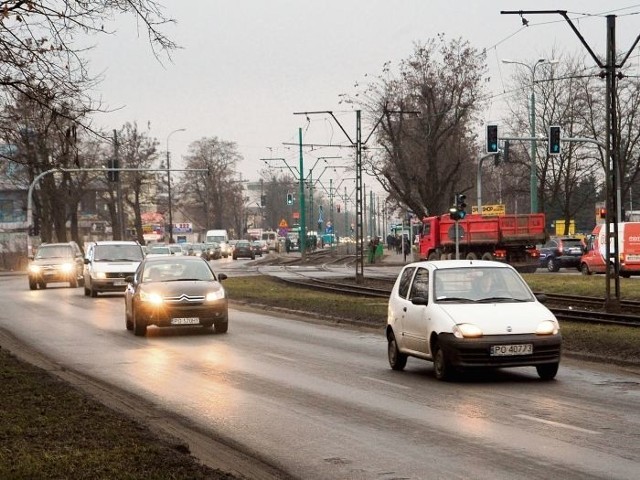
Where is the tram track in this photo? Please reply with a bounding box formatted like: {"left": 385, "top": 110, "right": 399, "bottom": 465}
{"left": 256, "top": 265, "right": 640, "bottom": 327}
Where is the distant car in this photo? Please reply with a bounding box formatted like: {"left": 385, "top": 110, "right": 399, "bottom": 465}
{"left": 386, "top": 260, "right": 562, "bottom": 381}
{"left": 83, "top": 241, "right": 145, "bottom": 297}
{"left": 202, "top": 242, "right": 221, "bottom": 261}
{"left": 189, "top": 243, "right": 206, "bottom": 257}
{"left": 124, "top": 256, "right": 228, "bottom": 336}
{"left": 28, "top": 241, "right": 85, "bottom": 290}
{"left": 168, "top": 244, "right": 184, "bottom": 256}
{"left": 145, "top": 245, "right": 172, "bottom": 257}
{"left": 255, "top": 239, "right": 269, "bottom": 254}
{"left": 233, "top": 240, "right": 255, "bottom": 260}
{"left": 539, "top": 236, "right": 585, "bottom": 272}
{"left": 250, "top": 240, "right": 263, "bottom": 257}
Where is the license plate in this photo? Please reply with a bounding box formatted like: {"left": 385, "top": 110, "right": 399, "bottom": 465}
{"left": 490, "top": 344, "right": 533, "bottom": 356}
{"left": 627, "top": 254, "right": 640, "bottom": 262}
{"left": 171, "top": 317, "right": 200, "bottom": 325}
{"left": 114, "top": 281, "right": 127, "bottom": 286}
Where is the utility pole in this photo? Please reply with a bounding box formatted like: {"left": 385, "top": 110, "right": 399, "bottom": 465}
{"left": 501, "top": 9, "right": 634, "bottom": 311}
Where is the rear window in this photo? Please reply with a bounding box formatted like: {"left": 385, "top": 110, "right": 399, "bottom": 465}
{"left": 562, "top": 239, "right": 583, "bottom": 248}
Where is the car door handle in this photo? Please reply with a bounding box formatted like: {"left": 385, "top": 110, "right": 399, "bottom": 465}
{"left": 403, "top": 307, "right": 407, "bottom": 312}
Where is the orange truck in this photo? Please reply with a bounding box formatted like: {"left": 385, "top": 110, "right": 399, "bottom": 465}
{"left": 580, "top": 222, "right": 640, "bottom": 277}
{"left": 417, "top": 213, "right": 547, "bottom": 273}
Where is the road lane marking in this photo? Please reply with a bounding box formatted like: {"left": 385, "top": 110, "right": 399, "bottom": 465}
{"left": 363, "top": 376, "right": 411, "bottom": 390}
{"left": 263, "top": 352, "right": 296, "bottom": 362}
{"left": 515, "top": 414, "right": 601, "bottom": 434}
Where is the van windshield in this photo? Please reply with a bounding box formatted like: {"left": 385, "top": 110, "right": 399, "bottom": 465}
{"left": 206, "top": 235, "right": 226, "bottom": 243}
{"left": 94, "top": 245, "right": 144, "bottom": 262}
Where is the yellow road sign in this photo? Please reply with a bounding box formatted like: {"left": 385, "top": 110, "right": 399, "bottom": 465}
{"left": 472, "top": 204, "right": 505, "bottom": 215}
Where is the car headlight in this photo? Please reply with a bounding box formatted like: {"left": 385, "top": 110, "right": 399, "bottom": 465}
{"left": 28, "top": 265, "right": 41, "bottom": 273}
{"left": 452, "top": 323, "right": 483, "bottom": 338}
{"left": 139, "top": 290, "right": 164, "bottom": 305}
{"left": 206, "top": 288, "right": 225, "bottom": 302}
{"left": 95, "top": 272, "right": 107, "bottom": 279}
{"left": 536, "top": 320, "right": 559, "bottom": 335}
{"left": 60, "top": 263, "right": 74, "bottom": 273}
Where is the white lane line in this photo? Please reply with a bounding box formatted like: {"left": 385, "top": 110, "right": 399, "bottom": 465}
{"left": 515, "top": 414, "right": 601, "bottom": 434}
{"left": 263, "top": 352, "right": 296, "bottom": 362}
{"left": 363, "top": 376, "right": 412, "bottom": 390}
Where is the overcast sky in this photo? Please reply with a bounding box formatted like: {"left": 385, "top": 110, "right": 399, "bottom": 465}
{"left": 87, "top": 1, "right": 640, "bottom": 186}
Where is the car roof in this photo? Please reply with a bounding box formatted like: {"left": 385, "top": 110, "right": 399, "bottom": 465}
{"left": 405, "top": 260, "right": 516, "bottom": 271}
{"left": 143, "top": 255, "right": 208, "bottom": 264}
{"left": 94, "top": 241, "right": 141, "bottom": 246}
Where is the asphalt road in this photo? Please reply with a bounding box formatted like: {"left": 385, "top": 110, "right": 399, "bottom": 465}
{"left": 1, "top": 266, "right": 640, "bottom": 479}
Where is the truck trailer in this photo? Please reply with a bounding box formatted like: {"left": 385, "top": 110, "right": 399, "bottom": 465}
{"left": 417, "top": 213, "right": 546, "bottom": 273}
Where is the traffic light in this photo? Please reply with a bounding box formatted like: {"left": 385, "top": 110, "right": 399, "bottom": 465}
{"left": 107, "top": 158, "right": 119, "bottom": 182}
{"left": 286, "top": 193, "right": 293, "bottom": 205}
{"left": 599, "top": 207, "right": 606, "bottom": 219}
{"left": 456, "top": 193, "right": 467, "bottom": 219}
{"left": 486, "top": 124, "right": 498, "bottom": 153}
{"left": 449, "top": 193, "right": 467, "bottom": 221}
{"left": 549, "top": 126, "right": 561, "bottom": 155}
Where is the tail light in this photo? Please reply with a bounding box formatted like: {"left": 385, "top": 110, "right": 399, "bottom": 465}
{"left": 494, "top": 249, "right": 507, "bottom": 259}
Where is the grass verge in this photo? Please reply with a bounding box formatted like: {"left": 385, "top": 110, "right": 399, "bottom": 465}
{"left": 0, "top": 346, "right": 237, "bottom": 479}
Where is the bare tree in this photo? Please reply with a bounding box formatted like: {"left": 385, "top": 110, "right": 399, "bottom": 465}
{"left": 348, "top": 35, "right": 487, "bottom": 218}
{"left": 175, "top": 137, "right": 244, "bottom": 235}
{"left": 0, "top": 1, "right": 176, "bottom": 124}
{"left": 501, "top": 51, "right": 602, "bottom": 233}
{"left": 114, "top": 122, "right": 159, "bottom": 243}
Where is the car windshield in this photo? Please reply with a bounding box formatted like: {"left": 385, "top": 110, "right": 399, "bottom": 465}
{"left": 434, "top": 267, "right": 534, "bottom": 303}
{"left": 142, "top": 261, "right": 215, "bottom": 282}
{"left": 94, "top": 244, "right": 143, "bottom": 261}
{"left": 35, "top": 246, "right": 72, "bottom": 259}
{"left": 237, "top": 241, "right": 250, "bottom": 247}
{"left": 169, "top": 245, "right": 182, "bottom": 254}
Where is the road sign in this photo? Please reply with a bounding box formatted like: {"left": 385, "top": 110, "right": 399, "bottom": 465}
{"left": 279, "top": 218, "right": 288, "bottom": 228}
{"left": 472, "top": 204, "right": 505, "bottom": 215}
{"left": 292, "top": 212, "right": 300, "bottom": 219}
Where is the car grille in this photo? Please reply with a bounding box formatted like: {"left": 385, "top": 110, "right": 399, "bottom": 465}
{"left": 105, "top": 272, "right": 129, "bottom": 279}
{"left": 458, "top": 343, "right": 561, "bottom": 365}
{"left": 164, "top": 294, "right": 206, "bottom": 304}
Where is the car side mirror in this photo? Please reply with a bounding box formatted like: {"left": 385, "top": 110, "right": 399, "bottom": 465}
{"left": 411, "top": 296, "right": 428, "bottom": 306}
{"left": 218, "top": 273, "right": 227, "bottom": 281}
{"left": 83, "top": 258, "right": 90, "bottom": 264}
{"left": 535, "top": 293, "right": 548, "bottom": 304}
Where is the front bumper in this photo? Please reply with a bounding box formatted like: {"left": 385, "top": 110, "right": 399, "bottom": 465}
{"left": 136, "top": 300, "right": 228, "bottom": 327}
{"left": 439, "top": 332, "right": 562, "bottom": 368}
{"left": 90, "top": 273, "right": 133, "bottom": 292}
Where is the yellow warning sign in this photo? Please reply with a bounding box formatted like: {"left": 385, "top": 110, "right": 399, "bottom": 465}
{"left": 279, "top": 218, "right": 289, "bottom": 228}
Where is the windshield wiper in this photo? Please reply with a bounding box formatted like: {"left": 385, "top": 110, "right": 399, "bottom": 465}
{"left": 476, "top": 296, "right": 525, "bottom": 303}
{"left": 436, "top": 297, "right": 476, "bottom": 303}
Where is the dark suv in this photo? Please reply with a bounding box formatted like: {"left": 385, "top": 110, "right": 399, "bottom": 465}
{"left": 539, "top": 236, "right": 585, "bottom": 272}
{"left": 28, "top": 242, "right": 85, "bottom": 289}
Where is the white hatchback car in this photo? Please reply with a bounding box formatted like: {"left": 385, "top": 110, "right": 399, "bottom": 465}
{"left": 386, "top": 260, "right": 561, "bottom": 381}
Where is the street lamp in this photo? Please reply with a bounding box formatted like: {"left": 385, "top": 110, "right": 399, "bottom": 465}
{"left": 502, "top": 58, "right": 558, "bottom": 213}
{"left": 166, "top": 128, "right": 186, "bottom": 243}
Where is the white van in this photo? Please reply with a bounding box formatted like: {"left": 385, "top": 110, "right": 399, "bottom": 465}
{"left": 83, "top": 241, "right": 145, "bottom": 297}
{"left": 205, "top": 229, "right": 230, "bottom": 258}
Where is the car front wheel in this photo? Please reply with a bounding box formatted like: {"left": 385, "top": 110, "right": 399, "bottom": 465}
{"left": 29, "top": 277, "right": 37, "bottom": 290}
{"left": 581, "top": 263, "right": 592, "bottom": 275}
{"left": 433, "top": 346, "right": 452, "bottom": 381}
{"left": 536, "top": 362, "right": 559, "bottom": 380}
{"left": 132, "top": 306, "right": 147, "bottom": 336}
{"left": 387, "top": 332, "right": 407, "bottom": 371}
